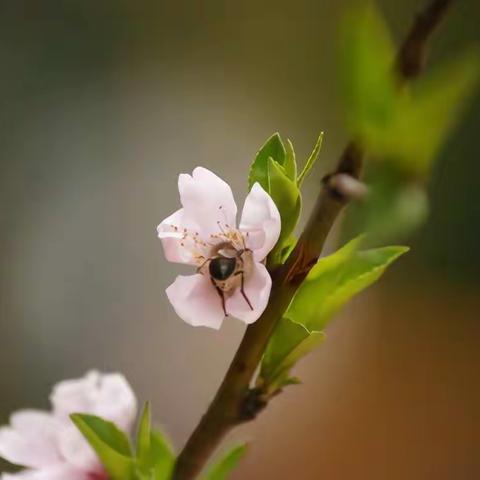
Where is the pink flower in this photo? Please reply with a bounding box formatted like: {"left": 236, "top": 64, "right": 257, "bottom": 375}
{"left": 0, "top": 371, "right": 137, "bottom": 480}
{"left": 157, "top": 167, "right": 281, "bottom": 329}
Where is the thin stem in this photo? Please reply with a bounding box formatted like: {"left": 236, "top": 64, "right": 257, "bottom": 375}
{"left": 173, "top": 1, "right": 453, "bottom": 478}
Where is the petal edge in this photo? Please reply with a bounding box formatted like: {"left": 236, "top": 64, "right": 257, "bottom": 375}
{"left": 240, "top": 183, "right": 281, "bottom": 261}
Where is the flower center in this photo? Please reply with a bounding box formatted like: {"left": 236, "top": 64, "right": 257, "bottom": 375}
{"left": 168, "top": 214, "right": 248, "bottom": 267}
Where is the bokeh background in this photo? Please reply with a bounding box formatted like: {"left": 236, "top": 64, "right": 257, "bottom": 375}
{"left": 1, "top": 1, "right": 479, "bottom": 479}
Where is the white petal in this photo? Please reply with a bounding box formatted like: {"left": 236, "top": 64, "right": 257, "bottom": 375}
{"left": 178, "top": 167, "right": 237, "bottom": 237}
{"left": 239, "top": 183, "right": 281, "bottom": 261}
{"left": 166, "top": 274, "right": 225, "bottom": 329}
{"left": 226, "top": 262, "right": 272, "bottom": 324}
{"left": 56, "top": 425, "right": 98, "bottom": 472}
{"left": 50, "top": 371, "right": 137, "bottom": 433}
{"left": 51, "top": 371, "right": 136, "bottom": 471}
{"left": 0, "top": 411, "right": 61, "bottom": 469}
{"left": 157, "top": 208, "right": 203, "bottom": 265}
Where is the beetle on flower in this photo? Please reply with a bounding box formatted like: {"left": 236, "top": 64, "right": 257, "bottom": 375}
{"left": 157, "top": 167, "right": 281, "bottom": 329}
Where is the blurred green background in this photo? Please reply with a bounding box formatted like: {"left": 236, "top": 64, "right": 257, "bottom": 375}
{"left": 0, "top": 1, "right": 479, "bottom": 478}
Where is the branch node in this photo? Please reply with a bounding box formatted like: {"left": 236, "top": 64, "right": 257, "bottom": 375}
{"left": 327, "top": 173, "right": 369, "bottom": 201}
{"left": 238, "top": 388, "right": 267, "bottom": 422}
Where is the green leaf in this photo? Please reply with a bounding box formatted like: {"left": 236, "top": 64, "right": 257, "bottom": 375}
{"left": 134, "top": 428, "right": 175, "bottom": 480}
{"left": 149, "top": 430, "right": 175, "bottom": 479}
{"left": 284, "top": 138, "right": 297, "bottom": 181}
{"left": 289, "top": 238, "right": 409, "bottom": 332}
{"left": 136, "top": 402, "right": 152, "bottom": 468}
{"left": 279, "top": 235, "right": 297, "bottom": 264}
{"left": 372, "top": 50, "right": 480, "bottom": 175}
{"left": 260, "top": 317, "right": 324, "bottom": 394}
{"left": 297, "top": 132, "right": 324, "bottom": 186}
{"left": 339, "top": 4, "right": 480, "bottom": 176}
{"left": 267, "top": 158, "right": 302, "bottom": 264}
{"left": 71, "top": 414, "right": 135, "bottom": 480}
{"left": 339, "top": 4, "right": 396, "bottom": 141}
{"left": 248, "top": 133, "right": 286, "bottom": 191}
{"left": 260, "top": 237, "right": 408, "bottom": 391}
{"left": 248, "top": 133, "right": 302, "bottom": 266}
{"left": 202, "top": 443, "right": 248, "bottom": 480}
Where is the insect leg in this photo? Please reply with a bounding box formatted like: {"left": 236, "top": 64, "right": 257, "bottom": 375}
{"left": 211, "top": 278, "right": 228, "bottom": 316}
{"left": 234, "top": 271, "right": 253, "bottom": 310}
{"left": 239, "top": 232, "right": 253, "bottom": 254}
{"left": 196, "top": 257, "right": 211, "bottom": 273}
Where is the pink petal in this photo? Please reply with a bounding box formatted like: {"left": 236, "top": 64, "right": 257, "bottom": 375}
{"left": 166, "top": 274, "right": 225, "bottom": 329}
{"left": 157, "top": 208, "right": 202, "bottom": 265}
{"left": 50, "top": 372, "right": 137, "bottom": 433}
{"left": 178, "top": 167, "right": 237, "bottom": 237}
{"left": 239, "top": 183, "right": 281, "bottom": 262}
{"left": 226, "top": 262, "right": 272, "bottom": 324}
{"left": 56, "top": 425, "right": 99, "bottom": 473}
{"left": 0, "top": 411, "right": 61, "bottom": 469}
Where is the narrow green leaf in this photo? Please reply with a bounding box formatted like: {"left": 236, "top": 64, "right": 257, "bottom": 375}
{"left": 289, "top": 239, "right": 409, "bottom": 332}
{"left": 339, "top": 4, "right": 396, "bottom": 140}
{"left": 71, "top": 413, "right": 132, "bottom": 456}
{"left": 281, "top": 376, "right": 302, "bottom": 387}
{"left": 267, "top": 158, "right": 302, "bottom": 263}
{"left": 248, "top": 134, "right": 302, "bottom": 266}
{"left": 149, "top": 430, "right": 175, "bottom": 480}
{"left": 260, "top": 317, "right": 324, "bottom": 393}
{"left": 136, "top": 402, "right": 152, "bottom": 468}
{"left": 284, "top": 138, "right": 297, "bottom": 181}
{"left": 248, "top": 133, "right": 286, "bottom": 191}
{"left": 202, "top": 443, "right": 248, "bottom": 480}
{"left": 259, "top": 237, "right": 363, "bottom": 389}
{"left": 71, "top": 414, "right": 134, "bottom": 480}
{"left": 134, "top": 427, "right": 175, "bottom": 480}
{"left": 297, "top": 132, "right": 324, "bottom": 186}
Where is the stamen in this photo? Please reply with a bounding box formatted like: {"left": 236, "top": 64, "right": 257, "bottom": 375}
{"left": 216, "top": 220, "right": 227, "bottom": 236}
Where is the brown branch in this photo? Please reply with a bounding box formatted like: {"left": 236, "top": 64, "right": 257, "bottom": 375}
{"left": 395, "top": 0, "right": 452, "bottom": 80}
{"left": 172, "top": 1, "right": 453, "bottom": 478}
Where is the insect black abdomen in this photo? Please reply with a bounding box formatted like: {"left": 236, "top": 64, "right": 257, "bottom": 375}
{"left": 209, "top": 257, "right": 236, "bottom": 281}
